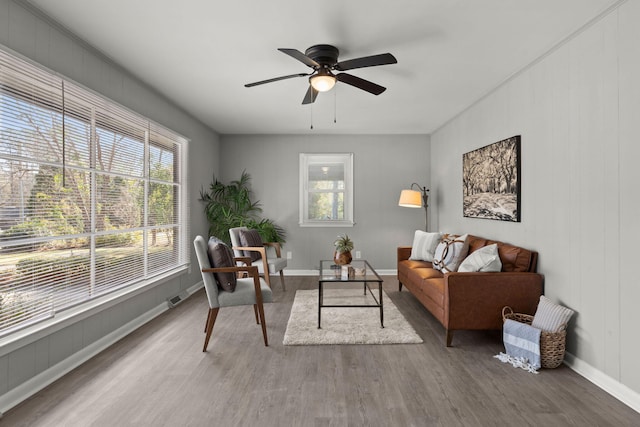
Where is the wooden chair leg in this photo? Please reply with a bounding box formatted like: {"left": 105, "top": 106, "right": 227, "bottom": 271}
{"left": 445, "top": 329, "right": 453, "bottom": 347}
{"left": 253, "top": 304, "right": 259, "bottom": 324}
{"left": 263, "top": 272, "right": 272, "bottom": 288}
{"left": 256, "top": 302, "right": 268, "bottom": 346}
{"left": 279, "top": 270, "right": 286, "bottom": 291}
{"left": 204, "top": 309, "right": 212, "bottom": 332}
{"left": 203, "top": 308, "right": 219, "bottom": 352}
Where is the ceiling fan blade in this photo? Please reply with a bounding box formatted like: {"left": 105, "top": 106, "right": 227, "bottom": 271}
{"left": 302, "top": 85, "right": 319, "bottom": 104}
{"left": 245, "top": 73, "right": 308, "bottom": 87}
{"left": 335, "top": 53, "right": 397, "bottom": 71}
{"left": 336, "top": 73, "right": 386, "bottom": 95}
{"left": 278, "top": 48, "right": 320, "bottom": 68}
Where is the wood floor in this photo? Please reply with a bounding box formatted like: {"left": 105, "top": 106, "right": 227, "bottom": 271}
{"left": 3, "top": 276, "right": 639, "bottom": 426}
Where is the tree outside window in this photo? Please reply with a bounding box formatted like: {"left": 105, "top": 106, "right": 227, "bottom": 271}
{"left": 299, "top": 153, "right": 353, "bottom": 227}
{"left": 0, "top": 49, "right": 186, "bottom": 336}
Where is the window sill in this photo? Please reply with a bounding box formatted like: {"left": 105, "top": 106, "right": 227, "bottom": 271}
{"left": 299, "top": 221, "right": 355, "bottom": 228}
{"left": 0, "top": 267, "right": 188, "bottom": 357}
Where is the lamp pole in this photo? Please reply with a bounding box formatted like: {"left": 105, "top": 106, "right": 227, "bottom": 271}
{"left": 408, "top": 183, "right": 429, "bottom": 231}
{"left": 416, "top": 185, "right": 429, "bottom": 231}
{"left": 399, "top": 183, "right": 430, "bottom": 231}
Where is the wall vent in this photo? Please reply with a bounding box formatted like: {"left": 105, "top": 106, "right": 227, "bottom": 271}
{"left": 167, "top": 292, "right": 189, "bottom": 308}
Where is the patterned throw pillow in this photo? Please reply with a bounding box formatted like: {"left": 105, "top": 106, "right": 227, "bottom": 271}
{"left": 239, "top": 229, "right": 263, "bottom": 262}
{"left": 207, "top": 238, "right": 237, "bottom": 292}
{"left": 432, "top": 234, "right": 470, "bottom": 273}
{"left": 409, "top": 230, "right": 443, "bottom": 262}
{"left": 531, "top": 295, "right": 574, "bottom": 332}
{"left": 457, "top": 243, "right": 502, "bottom": 272}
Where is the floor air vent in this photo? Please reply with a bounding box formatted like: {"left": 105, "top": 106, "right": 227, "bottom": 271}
{"left": 167, "top": 292, "right": 189, "bottom": 308}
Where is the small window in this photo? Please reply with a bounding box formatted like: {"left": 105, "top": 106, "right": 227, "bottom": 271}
{"left": 299, "top": 153, "right": 354, "bottom": 227}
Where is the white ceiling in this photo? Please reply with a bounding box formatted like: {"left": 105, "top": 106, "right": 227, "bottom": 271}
{"left": 27, "top": 0, "right": 618, "bottom": 135}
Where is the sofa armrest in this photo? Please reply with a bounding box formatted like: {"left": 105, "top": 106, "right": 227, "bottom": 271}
{"left": 444, "top": 272, "right": 543, "bottom": 330}
{"left": 397, "top": 246, "right": 412, "bottom": 263}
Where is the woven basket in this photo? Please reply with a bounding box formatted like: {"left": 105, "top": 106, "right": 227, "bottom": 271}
{"left": 502, "top": 306, "right": 567, "bottom": 369}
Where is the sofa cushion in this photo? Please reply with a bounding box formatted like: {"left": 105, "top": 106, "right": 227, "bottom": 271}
{"left": 458, "top": 243, "right": 502, "bottom": 272}
{"left": 405, "top": 267, "right": 445, "bottom": 307}
{"left": 433, "top": 234, "right": 470, "bottom": 273}
{"left": 239, "top": 228, "right": 263, "bottom": 262}
{"left": 466, "top": 235, "right": 488, "bottom": 253}
{"left": 531, "top": 295, "right": 574, "bottom": 332}
{"left": 420, "top": 278, "right": 445, "bottom": 308}
{"left": 467, "top": 235, "right": 534, "bottom": 272}
{"left": 406, "top": 265, "right": 444, "bottom": 282}
{"left": 400, "top": 259, "right": 433, "bottom": 270}
{"left": 488, "top": 239, "right": 532, "bottom": 272}
{"left": 409, "top": 230, "right": 442, "bottom": 262}
{"left": 207, "top": 239, "right": 237, "bottom": 292}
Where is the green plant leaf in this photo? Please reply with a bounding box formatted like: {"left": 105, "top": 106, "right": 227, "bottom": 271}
{"left": 199, "top": 172, "right": 286, "bottom": 246}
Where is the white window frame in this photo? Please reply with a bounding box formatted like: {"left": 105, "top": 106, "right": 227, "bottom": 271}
{"left": 0, "top": 47, "right": 189, "bottom": 339}
{"left": 299, "top": 153, "right": 354, "bottom": 227}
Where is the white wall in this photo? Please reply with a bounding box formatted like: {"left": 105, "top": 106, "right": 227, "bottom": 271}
{"left": 0, "top": 0, "right": 220, "bottom": 412}
{"left": 431, "top": 1, "right": 640, "bottom": 402}
{"left": 220, "top": 134, "right": 430, "bottom": 271}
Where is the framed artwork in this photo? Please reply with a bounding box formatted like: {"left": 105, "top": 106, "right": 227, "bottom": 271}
{"left": 463, "top": 135, "right": 521, "bottom": 222}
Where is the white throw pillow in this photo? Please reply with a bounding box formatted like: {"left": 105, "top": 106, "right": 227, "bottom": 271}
{"left": 457, "top": 244, "right": 502, "bottom": 273}
{"left": 531, "top": 295, "right": 574, "bottom": 332}
{"left": 409, "top": 230, "right": 443, "bottom": 262}
{"left": 432, "top": 234, "right": 470, "bottom": 273}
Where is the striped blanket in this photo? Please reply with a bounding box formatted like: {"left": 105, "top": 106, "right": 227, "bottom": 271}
{"left": 494, "top": 319, "right": 541, "bottom": 373}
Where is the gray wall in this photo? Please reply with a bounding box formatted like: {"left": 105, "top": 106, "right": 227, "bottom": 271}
{"left": 4, "top": 0, "right": 637, "bottom": 414}
{"left": 431, "top": 1, "right": 640, "bottom": 400}
{"left": 0, "top": 0, "right": 219, "bottom": 409}
{"left": 220, "top": 134, "right": 430, "bottom": 271}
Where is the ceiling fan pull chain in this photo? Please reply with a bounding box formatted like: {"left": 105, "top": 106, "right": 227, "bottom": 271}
{"left": 334, "top": 86, "right": 337, "bottom": 124}
{"left": 310, "top": 101, "right": 314, "bottom": 130}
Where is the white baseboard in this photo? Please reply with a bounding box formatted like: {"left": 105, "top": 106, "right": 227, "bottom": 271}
{"left": 283, "top": 269, "right": 318, "bottom": 276}
{"left": 0, "top": 282, "right": 203, "bottom": 417}
{"left": 564, "top": 352, "right": 640, "bottom": 414}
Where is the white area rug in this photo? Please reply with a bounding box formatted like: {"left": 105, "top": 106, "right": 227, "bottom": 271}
{"left": 283, "top": 288, "right": 423, "bottom": 345}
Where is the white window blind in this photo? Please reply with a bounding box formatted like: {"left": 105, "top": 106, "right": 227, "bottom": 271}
{"left": 0, "top": 48, "right": 189, "bottom": 337}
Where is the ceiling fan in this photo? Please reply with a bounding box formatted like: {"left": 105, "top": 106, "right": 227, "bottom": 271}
{"left": 245, "top": 44, "right": 397, "bottom": 104}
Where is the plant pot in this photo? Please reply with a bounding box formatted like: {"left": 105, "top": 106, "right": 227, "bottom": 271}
{"left": 334, "top": 250, "right": 352, "bottom": 265}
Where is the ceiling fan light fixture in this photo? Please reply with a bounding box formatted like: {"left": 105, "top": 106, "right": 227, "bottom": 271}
{"left": 245, "top": 45, "right": 397, "bottom": 105}
{"left": 309, "top": 70, "right": 336, "bottom": 92}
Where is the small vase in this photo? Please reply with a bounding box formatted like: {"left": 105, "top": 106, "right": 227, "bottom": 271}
{"left": 333, "top": 250, "right": 352, "bottom": 265}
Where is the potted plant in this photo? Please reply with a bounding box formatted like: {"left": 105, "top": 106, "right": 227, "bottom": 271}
{"left": 333, "top": 234, "right": 354, "bottom": 265}
{"left": 199, "top": 171, "right": 286, "bottom": 245}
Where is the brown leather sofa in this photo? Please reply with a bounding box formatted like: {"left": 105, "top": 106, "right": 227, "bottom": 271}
{"left": 397, "top": 235, "right": 543, "bottom": 346}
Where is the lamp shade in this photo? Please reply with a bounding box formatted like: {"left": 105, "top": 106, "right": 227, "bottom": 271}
{"left": 310, "top": 74, "right": 336, "bottom": 92}
{"left": 398, "top": 189, "right": 422, "bottom": 208}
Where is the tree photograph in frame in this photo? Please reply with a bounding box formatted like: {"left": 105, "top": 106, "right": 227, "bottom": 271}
{"left": 463, "top": 135, "right": 521, "bottom": 222}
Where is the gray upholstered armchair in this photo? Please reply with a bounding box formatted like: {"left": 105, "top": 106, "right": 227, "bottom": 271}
{"left": 229, "top": 226, "right": 287, "bottom": 290}
{"left": 193, "top": 235, "right": 273, "bottom": 351}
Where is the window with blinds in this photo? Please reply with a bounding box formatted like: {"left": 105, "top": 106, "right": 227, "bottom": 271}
{"left": 0, "top": 48, "right": 189, "bottom": 337}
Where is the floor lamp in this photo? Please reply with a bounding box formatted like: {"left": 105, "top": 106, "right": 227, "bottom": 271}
{"left": 398, "top": 183, "right": 429, "bottom": 231}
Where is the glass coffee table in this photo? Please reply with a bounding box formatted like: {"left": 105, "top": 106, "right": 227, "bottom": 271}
{"left": 318, "top": 259, "right": 384, "bottom": 329}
